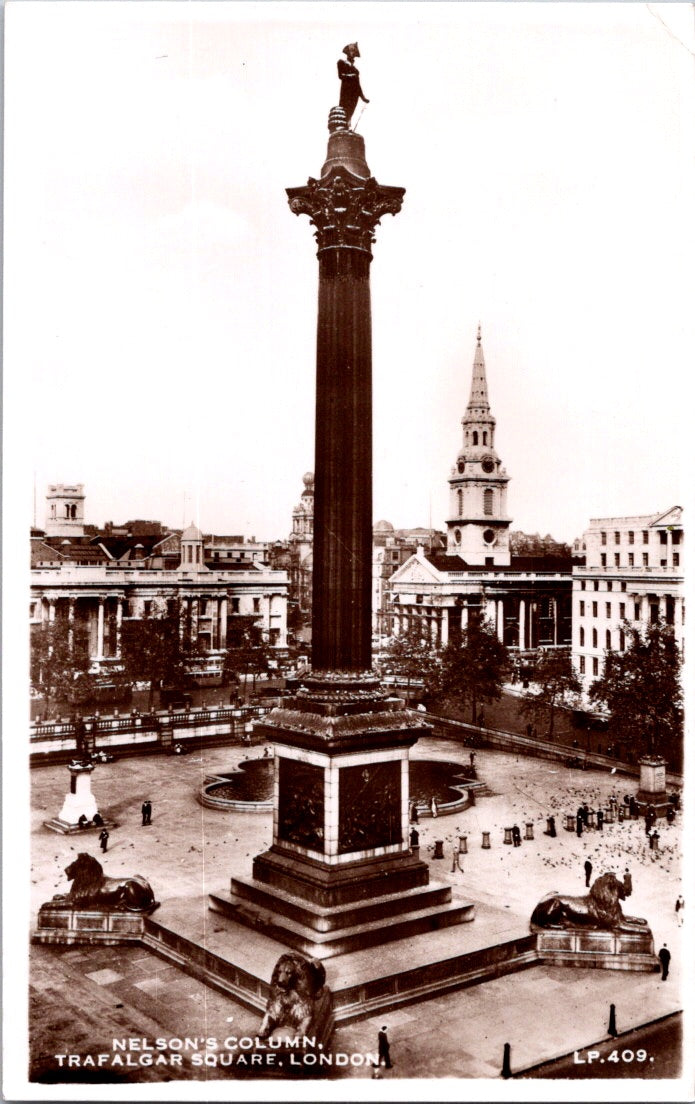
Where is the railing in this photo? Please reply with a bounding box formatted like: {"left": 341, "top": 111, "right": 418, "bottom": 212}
{"left": 30, "top": 704, "right": 268, "bottom": 745}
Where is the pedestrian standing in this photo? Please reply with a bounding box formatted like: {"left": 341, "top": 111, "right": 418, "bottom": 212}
{"left": 377, "top": 1026, "right": 393, "bottom": 1069}
{"left": 410, "top": 800, "right": 419, "bottom": 824}
{"left": 675, "top": 896, "right": 684, "bottom": 926}
{"left": 584, "top": 859, "right": 593, "bottom": 888}
{"left": 99, "top": 828, "right": 109, "bottom": 853}
{"left": 451, "top": 846, "right": 459, "bottom": 872}
{"left": 430, "top": 796, "right": 438, "bottom": 818}
{"left": 410, "top": 827, "right": 419, "bottom": 849}
{"left": 512, "top": 824, "right": 521, "bottom": 847}
{"left": 623, "top": 867, "right": 632, "bottom": 897}
{"left": 597, "top": 809, "right": 604, "bottom": 830}
{"left": 141, "top": 800, "right": 151, "bottom": 826}
{"left": 576, "top": 816, "right": 583, "bottom": 839}
{"left": 469, "top": 751, "right": 476, "bottom": 768}
{"left": 658, "top": 944, "right": 671, "bottom": 981}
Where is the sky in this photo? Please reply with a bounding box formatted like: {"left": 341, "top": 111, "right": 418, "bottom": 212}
{"left": 5, "top": 1, "right": 695, "bottom": 545}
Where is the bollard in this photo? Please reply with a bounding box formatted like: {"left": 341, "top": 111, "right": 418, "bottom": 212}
{"left": 433, "top": 839, "right": 444, "bottom": 860}
{"left": 501, "top": 1042, "right": 512, "bottom": 1079}
{"left": 503, "top": 827, "right": 513, "bottom": 845}
{"left": 525, "top": 822, "right": 534, "bottom": 841}
{"left": 481, "top": 831, "right": 491, "bottom": 849}
{"left": 608, "top": 1003, "right": 618, "bottom": 1037}
{"left": 458, "top": 835, "right": 468, "bottom": 854}
{"left": 565, "top": 814, "right": 576, "bottom": 832}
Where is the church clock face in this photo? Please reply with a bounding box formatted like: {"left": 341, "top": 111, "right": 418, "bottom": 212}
{"left": 483, "top": 528, "right": 496, "bottom": 545}
{"left": 481, "top": 456, "right": 495, "bottom": 474}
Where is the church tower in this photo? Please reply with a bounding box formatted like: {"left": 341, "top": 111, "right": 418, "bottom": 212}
{"left": 446, "top": 327, "right": 511, "bottom": 565}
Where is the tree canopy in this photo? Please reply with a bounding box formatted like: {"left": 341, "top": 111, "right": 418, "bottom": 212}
{"left": 439, "top": 619, "right": 510, "bottom": 724}
{"left": 223, "top": 617, "right": 273, "bottom": 693}
{"left": 381, "top": 624, "right": 442, "bottom": 698}
{"left": 589, "top": 620, "right": 683, "bottom": 764}
{"left": 30, "top": 620, "right": 92, "bottom": 717}
{"left": 519, "top": 648, "right": 581, "bottom": 737}
{"left": 120, "top": 609, "right": 185, "bottom": 709}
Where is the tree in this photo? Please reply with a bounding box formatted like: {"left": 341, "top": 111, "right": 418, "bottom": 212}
{"left": 382, "top": 623, "right": 441, "bottom": 700}
{"left": 223, "top": 618, "right": 273, "bottom": 696}
{"left": 30, "top": 621, "right": 93, "bottom": 718}
{"left": 519, "top": 648, "right": 581, "bottom": 738}
{"left": 439, "top": 619, "right": 510, "bottom": 724}
{"left": 120, "top": 610, "right": 185, "bottom": 710}
{"left": 589, "top": 620, "right": 683, "bottom": 764}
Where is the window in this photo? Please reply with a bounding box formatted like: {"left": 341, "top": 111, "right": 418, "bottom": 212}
{"left": 619, "top": 603, "right": 625, "bottom": 618}
{"left": 614, "top": 532, "right": 620, "bottom": 545}
{"left": 660, "top": 559, "right": 667, "bottom": 568}
{"left": 415, "top": 594, "right": 423, "bottom": 604}
{"left": 579, "top": 601, "right": 585, "bottom": 616}
{"left": 232, "top": 597, "right": 240, "bottom": 613}
{"left": 672, "top": 530, "right": 681, "bottom": 545}
{"left": 628, "top": 531, "right": 634, "bottom": 545}
{"left": 607, "top": 581, "right": 613, "bottom": 591}
{"left": 482, "top": 432, "right": 487, "bottom": 445}
{"left": 143, "top": 600, "right": 152, "bottom": 616}
{"left": 601, "top": 532, "right": 607, "bottom": 546}
{"left": 673, "top": 553, "right": 680, "bottom": 567}
{"left": 650, "top": 602, "right": 659, "bottom": 624}
{"left": 483, "top": 489, "right": 493, "bottom": 516}
{"left": 614, "top": 554, "right": 620, "bottom": 567}
{"left": 628, "top": 553, "right": 634, "bottom": 567}
{"left": 605, "top": 602, "right": 611, "bottom": 617}
{"left": 457, "top": 489, "right": 463, "bottom": 514}
{"left": 600, "top": 554, "right": 607, "bottom": 567}
{"left": 659, "top": 531, "right": 668, "bottom": 545}
{"left": 593, "top": 581, "right": 599, "bottom": 591}
{"left": 621, "top": 582, "right": 627, "bottom": 591}
{"left": 592, "top": 602, "right": 598, "bottom": 617}
{"left": 579, "top": 627, "right": 585, "bottom": 646}
{"left": 592, "top": 657, "right": 599, "bottom": 676}
{"left": 253, "top": 598, "right": 260, "bottom": 613}
{"left": 634, "top": 600, "right": 641, "bottom": 619}
{"left": 472, "top": 431, "right": 478, "bottom": 446}
{"left": 606, "top": 629, "right": 611, "bottom": 649}
{"left": 642, "top": 531, "right": 649, "bottom": 543}
{"left": 619, "top": 630, "right": 625, "bottom": 651}
{"left": 579, "top": 656, "right": 585, "bottom": 674}
{"left": 642, "top": 553, "right": 649, "bottom": 567}
{"left": 581, "top": 581, "right": 586, "bottom": 591}
{"left": 592, "top": 628, "right": 598, "bottom": 648}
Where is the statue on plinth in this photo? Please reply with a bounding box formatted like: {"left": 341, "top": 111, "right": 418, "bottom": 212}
{"left": 48, "top": 852, "right": 156, "bottom": 912}
{"left": 530, "top": 872, "right": 648, "bottom": 933}
{"left": 337, "top": 42, "right": 369, "bottom": 125}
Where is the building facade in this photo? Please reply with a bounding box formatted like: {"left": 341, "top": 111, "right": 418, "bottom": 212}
{"left": 572, "top": 506, "right": 684, "bottom": 694}
{"left": 387, "top": 329, "right": 574, "bottom": 651}
{"left": 31, "top": 490, "right": 289, "bottom": 676}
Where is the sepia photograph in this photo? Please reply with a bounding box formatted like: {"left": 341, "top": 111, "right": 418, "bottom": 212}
{"left": 3, "top": 1, "right": 693, "bottom": 1100}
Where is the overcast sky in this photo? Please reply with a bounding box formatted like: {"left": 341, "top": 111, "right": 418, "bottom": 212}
{"left": 5, "top": 1, "right": 694, "bottom": 544}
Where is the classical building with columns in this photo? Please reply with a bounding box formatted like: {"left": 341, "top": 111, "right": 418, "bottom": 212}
{"left": 387, "top": 329, "right": 575, "bottom": 652}
{"left": 572, "top": 506, "right": 684, "bottom": 694}
{"left": 30, "top": 489, "right": 288, "bottom": 675}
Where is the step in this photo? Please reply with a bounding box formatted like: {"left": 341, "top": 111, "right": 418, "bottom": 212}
{"left": 229, "top": 875, "right": 453, "bottom": 932}
{"left": 209, "top": 891, "right": 474, "bottom": 959}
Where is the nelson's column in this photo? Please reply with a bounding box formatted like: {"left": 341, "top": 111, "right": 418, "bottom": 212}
{"left": 213, "top": 46, "right": 474, "bottom": 963}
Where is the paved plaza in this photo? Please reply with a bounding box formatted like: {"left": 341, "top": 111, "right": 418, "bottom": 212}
{"left": 29, "top": 735, "right": 684, "bottom": 1082}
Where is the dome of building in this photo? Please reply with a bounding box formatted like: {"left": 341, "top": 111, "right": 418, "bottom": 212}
{"left": 302, "top": 472, "right": 314, "bottom": 488}
{"left": 374, "top": 519, "right": 394, "bottom": 533}
{"left": 181, "top": 522, "right": 203, "bottom": 541}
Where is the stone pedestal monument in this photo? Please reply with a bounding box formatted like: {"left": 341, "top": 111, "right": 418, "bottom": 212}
{"left": 44, "top": 759, "right": 103, "bottom": 834}
{"left": 211, "top": 70, "right": 473, "bottom": 960}
{"left": 635, "top": 753, "right": 670, "bottom": 817}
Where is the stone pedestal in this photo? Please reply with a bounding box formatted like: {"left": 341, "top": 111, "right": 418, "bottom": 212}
{"left": 44, "top": 760, "right": 105, "bottom": 834}
{"left": 33, "top": 904, "right": 148, "bottom": 946}
{"left": 212, "top": 680, "right": 474, "bottom": 959}
{"left": 635, "top": 754, "right": 670, "bottom": 817}
{"left": 536, "top": 926, "right": 659, "bottom": 972}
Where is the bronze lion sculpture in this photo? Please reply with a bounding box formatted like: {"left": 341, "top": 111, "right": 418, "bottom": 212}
{"left": 531, "top": 872, "right": 647, "bottom": 933}
{"left": 52, "top": 853, "right": 156, "bottom": 912}
{"left": 259, "top": 953, "right": 327, "bottom": 1039}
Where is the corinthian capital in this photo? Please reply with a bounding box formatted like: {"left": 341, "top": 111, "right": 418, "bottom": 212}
{"left": 287, "top": 168, "right": 404, "bottom": 254}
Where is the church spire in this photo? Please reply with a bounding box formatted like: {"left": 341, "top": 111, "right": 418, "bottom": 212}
{"left": 466, "top": 323, "right": 490, "bottom": 416}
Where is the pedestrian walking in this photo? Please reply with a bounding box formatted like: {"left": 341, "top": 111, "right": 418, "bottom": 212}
{"left": 675, "top": 896, "right": 684, "bottom": 926}
{"left": 410, "top": 800, "right": 419, "bottom": 824}
{"left": 141, "top": 800, "right": 152, "bottom": 826}
{"left": 576, "top": 816, "right": 583, "bottom": 838}
{"left": 410, "top": 827, "right": 419, "bottom": 849}
{"left": 512, "top": 824, "right": 521, "bottom": 847}
{"left": 581, "top": 803, "right": 589, "bottom": 826}
{"left": 377, "top": 1026, "right": 393, "bottom": 1069}
{"left": 584, "top": 859, "right": 592, "bottom": 888}
{"left": 99, "top": 828, "right": 109, "bottom": 853}
{"left": 658, "top": 944, "right": 671, "bottom": 981}
{"left": 469, "top": 751, "right": 476, "bottom": 768}
{"left": 430, "top": 796, "right": 438, "bottom": 818}
{"left": 451, "top": 846, "right": 459, "bottom": 873}
{"left": 597, "top": 809, "right": 604, "bottom": 830}
{"left": 623, "top": 867, "right": 632, "bottom": 897}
